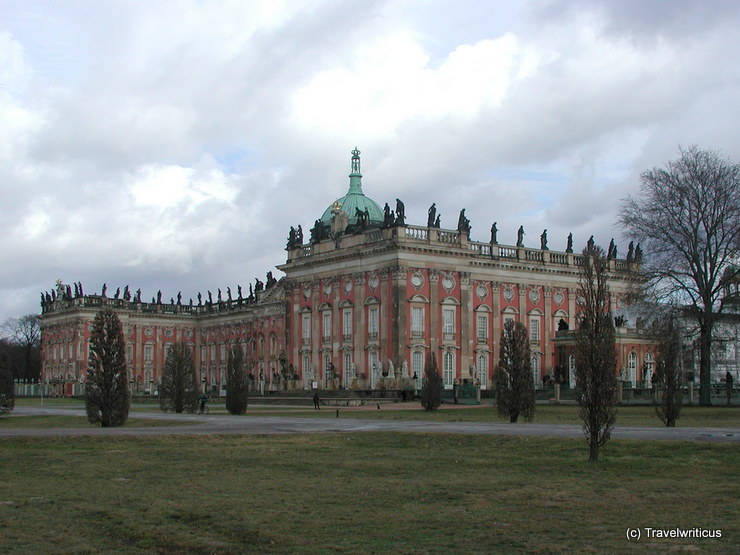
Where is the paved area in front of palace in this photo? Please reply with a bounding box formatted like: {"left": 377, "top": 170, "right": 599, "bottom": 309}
{"left": 2, "top": 405, "right": 738, "bottom": 443}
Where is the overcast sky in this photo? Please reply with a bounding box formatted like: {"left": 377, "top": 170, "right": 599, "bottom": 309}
{"left": 1, "top": 0, "right": 739, "bottom": 321}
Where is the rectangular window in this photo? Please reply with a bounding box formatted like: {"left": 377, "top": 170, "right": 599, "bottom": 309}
{"left": 477, "top": 315, "right": 488, "bottom": 341}
{"left": 411, "top": 307, "right": 424, "bottom": 337}
{"left": 126, "top": 344, "right": 133, "bottom": 364}
{"left": 322, "top": 312, "right": 331, "bottom": 342}
{"left": 210, "top": 345, "right": 216, "bottom": 362}
{"left": 344, "top": 353, "right": 353, "bottom": 376}
{"left": 529, "top": 317, "right": 540, "bottom": 342}
{"left": 477, "top": 352, "right": 488, "bottom": 389}
{"left": 145, "top": 345, "right": 153, "bottom": 363}
{"left": 302, "top": 314, "right": 311, "bottom": 343}
{"left": 531, "top": 355, "right": 540, "bottom": 386}
{"left": 343, "top": 309, "right": 352, "bottom": 340}
{"left": 200, "top": 346, "right": 206, "bottom": 364}
{"left": 368, "top": 307, "right": 379, "bottom": 339}
{"left": 443, "top": 308, "right": 455, "bottom": 336}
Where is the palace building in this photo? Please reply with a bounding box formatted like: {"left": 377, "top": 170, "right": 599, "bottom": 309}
{"left": 40, "top": 149, "right": 651, "bottom": 396}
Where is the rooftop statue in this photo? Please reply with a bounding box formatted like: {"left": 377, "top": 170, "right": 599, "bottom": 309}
{"left": 395, "top": 198, "right": 405, "bottom": 225}
{"left": 566, "top": 233, "right": 573, "bottom": 253}
{"left": 517, "top": 226, "right": 525, "bottom": 247}
{"left": 490, "top": 222, "right": 498, "bottom": 244}
{"left": 627, "top": 241, "right": 635, "bottom": 262}
{"left": 457, "top": 209, "right": 471, "bottom": 234}
{"left": 427, "top": 203, "right": 436, "bottom": 227}
{"left": 540, "top": 229, "right": 548, "bottom": 250}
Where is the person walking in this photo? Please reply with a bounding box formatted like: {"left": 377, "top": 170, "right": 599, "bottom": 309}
{"left": 313, "top": 391, "right": 320, "bottom": 410}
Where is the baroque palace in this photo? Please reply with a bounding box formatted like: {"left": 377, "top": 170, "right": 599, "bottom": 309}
{"left": 40, "top": 149, "right": 654, "bottom": 396}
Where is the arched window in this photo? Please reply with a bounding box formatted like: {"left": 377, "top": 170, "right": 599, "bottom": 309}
{"left": 531, "top": 355, "right": 540, "bottom": 387}
{"left": 477, "top": 352, "right": 489, "bottom": 389}
{"left": 412, "top": 351, "right": 424, "bottom": 388}
{"left": 443, "top": 351, "right": 454, "bottom": 388}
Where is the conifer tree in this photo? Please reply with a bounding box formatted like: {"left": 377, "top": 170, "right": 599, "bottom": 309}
{"left": 85, "top": 309, "right": 130, "bottom": 427}
{"left": 575, "top": 245, "right": 617, "bottom": 461}
{"left": 226, "top": 344, "right": 249, "bottom": 414}
{"left": 494, "top": 320, "right": 535, "bottom": 423}
{"left": 0, "top": 350, "right": 15, "bottom": 414}
{"left": 420, "top": 352, "right": 442, "bottom": 411}
{"left": 160, "top": 342, "right": 198, "bottom": 413}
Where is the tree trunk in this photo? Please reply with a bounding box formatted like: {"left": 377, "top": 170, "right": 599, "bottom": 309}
{"left": 589, "top": 435, "right": 599, "bottom": 462}
{"left": 699, "top": 319, "right": 712, "bottom": 406}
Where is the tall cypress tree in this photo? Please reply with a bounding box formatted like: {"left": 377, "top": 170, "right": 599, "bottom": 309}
{"left": 225, "top": 344, "right": 249, "bottom": 415}
{"left": 421, "top": 353, "right": 442, "bottom": 411}
{"left": 160, "top": 342, "right": 198, "bottom": 413}
{"left": 494, "top": 320, "right": 535, "bottom": 423}
{"left": 85, "top": 309, "right": 130, "bottom": 427}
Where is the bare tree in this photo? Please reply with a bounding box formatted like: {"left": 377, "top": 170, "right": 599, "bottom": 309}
{"left": 619, "top": 146, "right": 740, "bottom": 405}
{"left": 494, "top": 320, "right": 535, "bottom": 423}
{"left": 420, "top": 353, "right": 442, "bottom": 411}
{"left": 160, "top": 342, "right": 198, "bottom": 413}
{"left": 575, "top": 245, "right": 618, "bottom": 462}
{"left": 226, "top": 344, "right": 249, "bottom": 415}
{"left": 85, "top": 310, "right": 130, "bottom": 427}
{"left": 653, "top": 317, "right": 683, "bottom": 427}
{"left": 1, "top": 314, "right": 41, "bottom": 381}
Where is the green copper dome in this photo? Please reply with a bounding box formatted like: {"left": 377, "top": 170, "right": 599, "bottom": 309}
{"left": 320, "top": 148, "right": 384, "bottom": 227}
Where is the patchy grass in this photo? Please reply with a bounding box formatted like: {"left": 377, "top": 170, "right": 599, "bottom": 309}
{"left": 0, "top": 415, "right": 185, "bottom": 428}
{"left": 0, "top": 433, "right": 737, "bottom": 553}
{"left": 250, "top": 404, "right": 740, "bottom": 428}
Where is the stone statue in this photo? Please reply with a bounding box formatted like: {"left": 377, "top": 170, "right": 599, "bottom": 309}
{"left": 627, "top": 241, "right": 635, "bottom": 262}
{"left": 136, "top": 289, "right": 141, "bottom": 303}
{"left": 238, "top": 285, "right": 243, "bottom": 300}
{"left": 123, "top": 285, "right": 130, "bottom": 301}
{"left": 402, "top": 360, "right": 408, "bottom": 377}
{"left": 157, "top": 290, "right": 162, "bottom": 304}
{"left": 227, "top": 287, "right": 232, "bottom": 302}
{"left": 78, "top": 282, "right": 83, "bottom": 297}
{"left": 170, "top": 297, "right": 174, "bottom": 305}
{"left": 114, "top": 287, "right": 120, "bottom": 299}
{"left": 287, "top": 226, "right": 296, "bottom": 250}
{"left": 395, "top": 198, "right": 405, "bottom": 225}
{"left": 427, "top": 203, "right": 437, "bottom": 227}
{"left": 177, "top": 291, "right": 182, "bottom": 305}
{"left": 490, "top": 222, "right": 498, "bottom": 244}
{"left": 207, "top": 291, "right": 213, "bottom": 304}
{"left": 607, "top": 238, "right": 615, "bottom": 259}
{"left": 73, "top": 283, "right": 79, "bottom": 297}
{"left": 566, "top": 233, "right": 573, "bottom": 253}
{"left": 197, "top": 292, "right": 202, "bottom": 306}
{"left": 434, "top": 214, "right": 441, "bottom": 228}
{"left": 296, "top": 225, "right": 303, "bottom": 244}
{"left": 540, "top": 229, "right": 548, "bottom": 250}
{"left": 587, "top": 235, "right": 595, "bottom": 250}
{"left": 189, "top": 298, "right": 193, "bottom": 306}
{"left": 517, "top": 226, "right": 525, "bottom": 247}
{"left": 217, "top": 288, "right": 222, "bottom": 302}
{"left": 383, "top": 203, "right": 393, "bottom": 227}
{"left": 635, "top": 243, "right": 643, "bottom": 262}
{"left": 457, "top": 209, "right": 471, "bottom": 234}
{"left": 101, "top": 283, "right": 107, "bottom": 297}
{"left": 387, "top": 359, "right": 395, "bottom": 378}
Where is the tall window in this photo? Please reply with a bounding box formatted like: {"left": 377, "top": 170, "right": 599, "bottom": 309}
{"left": 443, "top": 308, "right": 455, "bottom": 337}
{"left": 477, "top": 314, "right": 488, "bottom": 342}
{"left": 529, "top": 317, "right": 540, "bottom": 342}
{"left": 411, "top": 307, "right": 424, "bottom": 337}
{"left": 322, "top": 312, "right": 331, "bottom": 342}
{"left": 210, "top": 344, "right": 216, "bottom": 363}
{"left": 302, "top": 355, "right": 311, "bottom": 379}
{"left": 343, "top": 309, "right": 352, "bottom": 340}
{"left": 412, "top": 351, "right": 424, "bottom": 385}
{"left": 443, "top": 351, "right": 454, "bottom": 388}
{"left": 344, "top": 353, "right": 353, "bottom": 379}
{"left": 368, "top": 307, "right": 379, "bottom": 339}
{"left": 627, "top": 352, "right": 637, "bottom": 387}
{"left": 302, "top": 313, "right": 311, "bottom": 343}
{"left": 531, "top": 355, "right": 540, "bottom": 386}
{"left": 477, "top": 352, "right": 488, "bottom": 388}
{"left": 569, "top": 354, "right": 576, "bottom": 388}
{"left": 145, "top": 344, "right": 153, "bottom": 363}
{"left": 644, "top": 352, "right": 654, "bottom": 386}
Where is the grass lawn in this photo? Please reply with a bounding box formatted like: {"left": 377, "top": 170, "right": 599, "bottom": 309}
{"left": 0, "top": 415, "right": 185, "bottom": 428}
{"left": 0, "top": 433, "right": 737, "bottom": 554}
{"left": 247, "top": 404, "right": 740, "bottom": 428}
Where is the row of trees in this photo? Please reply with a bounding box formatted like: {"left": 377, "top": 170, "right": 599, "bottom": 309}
{"left": 83, "top": 309, "right": 252, "bottom": 427}
{"left": 0, "top": 314, "right": 41, "bottom": 382}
